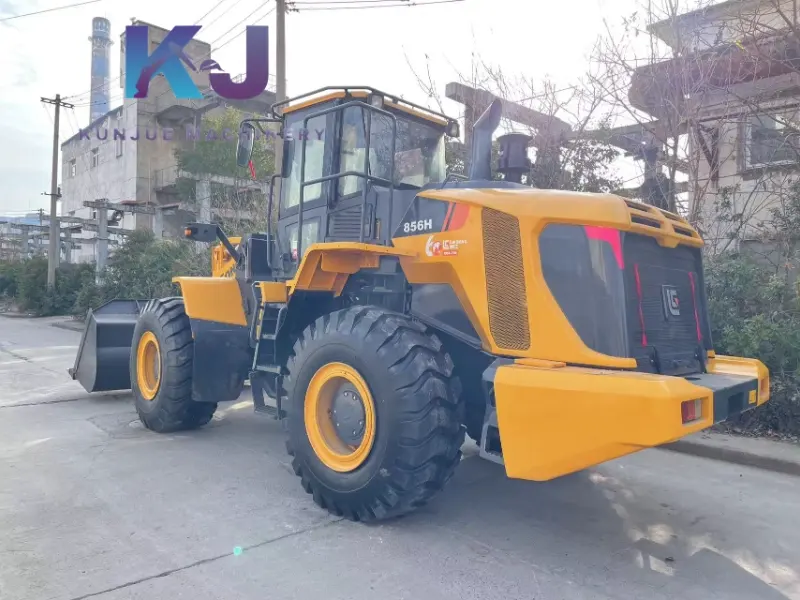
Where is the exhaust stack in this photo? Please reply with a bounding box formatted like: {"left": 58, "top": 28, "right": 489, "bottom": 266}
{"left": 468, "top": 98, "right": 503, "bottom": 181}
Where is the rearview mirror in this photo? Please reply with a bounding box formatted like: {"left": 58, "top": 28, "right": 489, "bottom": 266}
{"left": 281, "top": 139, "right": 291, "bottom": 177}
{"left": 236, "top": 122, "right": 256, "bottom": 168}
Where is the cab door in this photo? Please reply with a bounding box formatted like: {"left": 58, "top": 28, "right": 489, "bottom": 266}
{"left": 276, "top": 105, "right": 335, "bottom": 271}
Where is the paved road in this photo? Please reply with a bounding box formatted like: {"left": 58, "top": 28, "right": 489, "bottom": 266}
{"left": 1, "top": 316, "right": 798, "bottom": 600}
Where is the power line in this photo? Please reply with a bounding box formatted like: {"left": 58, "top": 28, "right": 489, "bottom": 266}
{"left": 207, "top": 0, "right": 272, "bottom": 49}
{"left": 291, "top": 0, "right": 409, "bottom": 4}
{"left": 0, "top": 0, "right": 101, "bottom": 22}
{"left": 194, "top": 0, "right": 238, "bottom": 25}
{"left": 144, "top": 1, "right": 276, "bottom": 106}
{"left": 214, "top": 4, "right": 275, "bottom": 51}
{"left": 290, "top": 0, "right": 463, "bottom": 10}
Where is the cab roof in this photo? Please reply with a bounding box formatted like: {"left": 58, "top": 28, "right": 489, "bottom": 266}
{"left": 271, "top": 86, "right": 455, "bottom": 128}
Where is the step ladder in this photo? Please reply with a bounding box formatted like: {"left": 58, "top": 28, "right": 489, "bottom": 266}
{"left": 248, "top": 282, "right": 287, "bottom": 420}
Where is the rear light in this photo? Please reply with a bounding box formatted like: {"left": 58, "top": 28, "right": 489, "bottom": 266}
{"left": 681, "top": 399, "right": 703, "bottom": 424}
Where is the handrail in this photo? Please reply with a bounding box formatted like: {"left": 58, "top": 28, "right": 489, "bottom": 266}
{"left": 266, "top": 173, "right": 281, "bottom": 269}
{"left": 271, "top": 85, "right": 453, "bottom": 126}
{"left": 296, "top": 99, "right": 397, "bottom": 264}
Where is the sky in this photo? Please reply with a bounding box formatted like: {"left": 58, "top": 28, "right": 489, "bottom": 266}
{"left": 0, "top": 0, "right": 638, "bottom": 215}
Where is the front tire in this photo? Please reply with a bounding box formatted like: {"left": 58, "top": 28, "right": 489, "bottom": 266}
{"left": 130, "top": 298, "right": 217, "bottom": 433}
{"left": 284, "top": 306, "right": 465, "bottom": 522}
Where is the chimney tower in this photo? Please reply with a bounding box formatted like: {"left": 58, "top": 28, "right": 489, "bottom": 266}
{"left": 89, "top": 17, "right": 112, "bottom": 123}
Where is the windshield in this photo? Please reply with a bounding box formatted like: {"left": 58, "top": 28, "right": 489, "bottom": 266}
{"left": 339, "top": 106, "right": 446, "bottom": 196}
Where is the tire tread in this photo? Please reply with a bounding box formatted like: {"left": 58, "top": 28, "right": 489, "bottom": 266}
{"left": 283, "top": 306, "right": 464, "bottom": 522}
{"left": 132, "top": 298, "right": 217, "bottom": 433}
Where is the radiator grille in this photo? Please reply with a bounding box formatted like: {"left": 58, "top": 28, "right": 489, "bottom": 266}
{"left": 481, "top": 208, "right": 531, "bottom": 350}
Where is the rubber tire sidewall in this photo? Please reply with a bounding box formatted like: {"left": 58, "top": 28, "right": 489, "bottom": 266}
{"left": 288, "top": 336, "right": 402, "bottom": 499}
{"left": 131, "top": 307, "right": 171, "bottom": 418}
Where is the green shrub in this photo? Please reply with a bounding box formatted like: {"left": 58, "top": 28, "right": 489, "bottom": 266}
{"left": 16, "top": 256, "right": 48, "bottom": 314}
{"left": 705, "top": 250, "right": 800, "bottom": 435}
{"left": 0, "top": 260, "right": 22, "bottom": 298}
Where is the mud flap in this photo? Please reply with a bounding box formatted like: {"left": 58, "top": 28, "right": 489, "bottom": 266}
{"left": 69, "top": 299, "right": 149, "bottom": 393}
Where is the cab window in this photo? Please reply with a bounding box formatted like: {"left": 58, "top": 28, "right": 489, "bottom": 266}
{"left": 287, "top": 219, "right": 320, "bottom": 260}
{"left": 337, "top": 106, "right": 446, "bottom": 197}
{"left": 281, "top": 113, "right": 328, "bottom": 212}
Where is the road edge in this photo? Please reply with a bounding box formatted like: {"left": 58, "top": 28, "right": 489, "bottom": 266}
{"left": 50, "top": 320, "right": 85, "bottom": 332}
{"left": 659, "top": 439, "right": 800, "bottom": 477}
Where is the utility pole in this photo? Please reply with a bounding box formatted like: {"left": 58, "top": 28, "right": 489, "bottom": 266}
{"left": 273, "top": 0, "right": 288, "bottom": 205}
{"left": 96, "top": 202, "right": 108, "bottom": 285}
{"left": 41, "top": 94, "right": 74, "bottom": 288}
{"left": 276, "top": 0, "right": 287, "bottom": 103}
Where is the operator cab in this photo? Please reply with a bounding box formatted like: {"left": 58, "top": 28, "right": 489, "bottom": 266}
{"left": 236, "top": 87, "right": 460, "bottom": 278}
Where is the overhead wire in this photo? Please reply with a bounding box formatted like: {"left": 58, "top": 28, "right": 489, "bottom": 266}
{"left": 0, "top": 0, "right": 102, "bottom": 22}
{"left": 141, "top": 2, "right": 276, "bottom": 108}
{"left": 290, "top": 0, "right": 464, "bottom": 10}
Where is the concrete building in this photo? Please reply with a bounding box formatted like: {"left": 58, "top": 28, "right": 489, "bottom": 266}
{"left": 0, "top": 215, "right": 45, "bottom": 260}
{"left": 60, "top": 20, "right": 275, "bottom": 263}
{"left": 629, "top": 0, "right": 800, "bottom": 245}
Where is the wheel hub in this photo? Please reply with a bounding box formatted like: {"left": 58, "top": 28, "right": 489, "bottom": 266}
{"left": 304, "top": 362, "right": 377, "bottom": 473}
{"left": 331, "top": 384, "right": 366, "bottom": 446}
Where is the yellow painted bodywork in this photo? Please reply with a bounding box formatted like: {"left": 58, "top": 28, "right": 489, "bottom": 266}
{"left": 211, "top": 237, "right": 241, "bottom": 278}
{"left": 172, "top": 277, "right": 248, "bottom": 326}
{"left": 492, "top": 354, "right": 769, "bottom": 481}
{"left": 258, "top": 281, "right": 289, "bottom": 303}
{"left": 391, "top": 188, "right": 702, "bottom": 368}
{"left": 288, "top": 242, "right": 414, "bottom": 296}
{"left": 708, "top": 354, "right": 771, "bottom": 404}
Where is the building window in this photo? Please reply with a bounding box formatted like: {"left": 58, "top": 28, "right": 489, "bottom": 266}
{"left": 745, "top": 110, "right": 800, "bottom": 169}
{"left": 69, "top": 159, "right": 76, "bottom": 178}
{"left": 90, "top": 147, "right": 99, "bottom": 168}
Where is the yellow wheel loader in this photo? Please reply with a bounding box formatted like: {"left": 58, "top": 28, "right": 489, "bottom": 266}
{"left": 70, "top": 87, "right": 770, "bottom": 522}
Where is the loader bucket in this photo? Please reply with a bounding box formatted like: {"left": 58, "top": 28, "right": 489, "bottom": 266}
{"left": 69, "top": 299, "right": 149, "bottom": 393}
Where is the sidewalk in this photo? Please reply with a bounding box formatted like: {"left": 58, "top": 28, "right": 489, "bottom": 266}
{"left": 661, "top": 431, "right": 800, "bottom": 477}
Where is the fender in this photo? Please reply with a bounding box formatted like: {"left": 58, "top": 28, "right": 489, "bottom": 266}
{"left": 172, "top": 276, "right": 250, "bottom": 403}
{"left": 288, "top": 242, "right": 416, "bottom": 296}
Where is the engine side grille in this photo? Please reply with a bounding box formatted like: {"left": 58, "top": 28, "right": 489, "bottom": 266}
{"left": 328, "top": 205, "right": 364, "bottom": 240}
{"left": 481, "top": 208, "right": 531, "bottom": 350}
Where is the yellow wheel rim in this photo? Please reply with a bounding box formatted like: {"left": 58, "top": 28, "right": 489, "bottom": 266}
{"left": 304, "top": 362, "right": 376, "bottom": 473}
{"left": 136, "top": 331, "right": 161, "bottom": 401}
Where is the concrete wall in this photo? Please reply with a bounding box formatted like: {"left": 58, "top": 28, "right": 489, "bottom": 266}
{"left": 652, "top": 0, "right": 797, "bottom": 52}
{"left": 689, "top": 72, "right": 800, "bottom": 248}
{"left": 61, "top": 105, "right": 138, "bottom": 263}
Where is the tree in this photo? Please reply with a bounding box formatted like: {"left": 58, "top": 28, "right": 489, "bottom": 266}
{"left": 408, "top": 55, "right": 622, "bottom": 194}
{"left": 589, "top": 0, "right": 800, "bottom": 251}
{"left": 174, "top": 107, "right": 277, "bottom": 236}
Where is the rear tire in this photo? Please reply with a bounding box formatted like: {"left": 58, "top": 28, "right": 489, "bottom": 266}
{"left": 283, "top": 306, "right": 465, "bottom": 522}
{"left": 130, "top": 298, "right": 217, "bottom": 433}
